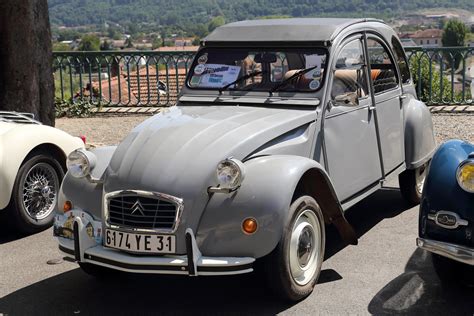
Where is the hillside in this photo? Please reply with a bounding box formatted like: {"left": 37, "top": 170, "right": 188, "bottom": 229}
{"left": 48, "top": 0, "right": 473, "bottom": 28}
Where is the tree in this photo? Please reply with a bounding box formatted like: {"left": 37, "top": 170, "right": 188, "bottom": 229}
{"left": 0, "top": 0, "right": 55, "bottom": 126}
{"left": 442, "top": 19, "right": 468, "bottom": 70}
{"left": 53, "top": 42, "right": 72, "bottom": 51}
{"left": 100, "top": 39, "right": 112, "bottom": 51}
{"left": 124, "top": 37, "right": 134, "bottom": 48}
{"left": 208, "top": 16, "right": 225, "bottom": 32}
{"left": 78, "top": 34, "right": 101, "bottom": 51}
{"left": 442, "top": 19, "right": 467, "bottom": 47}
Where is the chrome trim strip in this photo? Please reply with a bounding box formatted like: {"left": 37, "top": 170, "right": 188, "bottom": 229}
{"left": 427, "top": 211, "right": 469, "bottom": 230}
{"left": 103, "top": 190, "right": 184, "bottom": 234}
{"left": 417, "top": 237, "right": 474, "bottom": 266}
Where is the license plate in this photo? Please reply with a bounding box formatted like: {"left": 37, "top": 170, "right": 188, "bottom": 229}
{"left": 104, "top": 229, "right": 175, "bottom": 254}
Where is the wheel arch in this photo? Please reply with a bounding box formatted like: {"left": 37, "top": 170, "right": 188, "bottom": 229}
{"left": 293, "top": 168, "right": 358, "bottom": 245}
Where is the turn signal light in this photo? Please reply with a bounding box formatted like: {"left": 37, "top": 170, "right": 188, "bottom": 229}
{"left": 63, "top": 201, "right": 73, "bottom": 212}
{"left": 242, "top": 218, "right": 258, "bottom": 235}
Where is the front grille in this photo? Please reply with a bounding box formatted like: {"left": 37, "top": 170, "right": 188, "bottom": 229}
{"left": 107, "top": 194, "right": 178, "bottom": 230}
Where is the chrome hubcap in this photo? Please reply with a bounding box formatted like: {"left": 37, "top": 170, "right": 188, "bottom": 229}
{"left": 21, "top": 163, "right": 59, "bottom": 220}
{"left": 289, "top": 209, "right": 321, "bottom": 286}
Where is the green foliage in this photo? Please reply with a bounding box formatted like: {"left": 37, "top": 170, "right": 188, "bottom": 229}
{"left": 409, "top": 52, "right": 452, "bottom": 103}
{"left": 442, "top": 19, "right": 467, "bottom": 47}
{"left": 55, "top": 98, "right": 94, "bottom": 118}
{"left": 208, "top": 16, "right": 225, "bottom": 32}
{"left": 48, "top": 0, "right": 474, "bottom": 29}
{"left": 53, "top": 42, "right": 71, "bottom": 51}
{"left": 78, "top": 34, "right": 101, "bottom": 51}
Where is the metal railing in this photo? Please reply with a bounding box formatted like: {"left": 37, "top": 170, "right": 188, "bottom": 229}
{"left": 405, "top": 47, "right": 473, "bottom": 105}
{"left": 53, "top": 47, "right": 474, "bottom": 108}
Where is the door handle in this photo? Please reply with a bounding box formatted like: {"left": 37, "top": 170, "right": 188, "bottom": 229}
{"left": 368, "top": 106, "right": 376, "bottom": 111}
{"left": 399, "top": 94, "right": 407, "bottom": 100}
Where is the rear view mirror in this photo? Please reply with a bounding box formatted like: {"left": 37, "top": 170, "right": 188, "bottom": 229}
{"left": 254, "top": 53, "right": 277, "bottom": 64}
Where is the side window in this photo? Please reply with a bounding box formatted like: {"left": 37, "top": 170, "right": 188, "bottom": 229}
{"left": 367, "top": 38, "right": 399, "bottom": 94}
{"left": 391, "top": 36, "right": 411, "bottom": 84}
{"left": 331, "top": 39, "right": 368, "bottom": 106}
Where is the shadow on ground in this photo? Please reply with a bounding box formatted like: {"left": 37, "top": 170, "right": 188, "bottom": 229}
{"left": 0, "top": 188, "right": 416, "bottom": 315}
{"left": 368, "top": 248, "right": 474, "bottom": 315}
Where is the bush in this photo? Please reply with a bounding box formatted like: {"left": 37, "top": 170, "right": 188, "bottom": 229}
{"left": 55, "top": 98, "right": 95, "bottom": 118}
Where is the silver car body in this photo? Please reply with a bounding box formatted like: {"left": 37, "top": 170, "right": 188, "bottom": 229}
{"left": 56, "top": 18, "right": 435, "bottom": 275}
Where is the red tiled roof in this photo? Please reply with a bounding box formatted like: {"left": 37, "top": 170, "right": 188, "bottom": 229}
{"left": 409, "top": 29, "right": 443, "bottom": 39}
{"left": 154, "top": 46, "right": 199, "bottom": 52}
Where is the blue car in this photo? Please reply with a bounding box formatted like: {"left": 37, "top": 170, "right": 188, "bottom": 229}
{"left": 417, "top": 139, "right": 474, "bottom": 284}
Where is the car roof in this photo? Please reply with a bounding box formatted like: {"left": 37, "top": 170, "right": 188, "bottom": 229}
{"left": 203, "top": 18, "right": 385, "bottom": 44}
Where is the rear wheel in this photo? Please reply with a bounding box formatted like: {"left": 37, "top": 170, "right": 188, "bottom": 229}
{"left": 264, "top": 196, "right": 325, "bottom": 301}
{"left": 399, "top": 162, "right": 429, "bottom": 205}
{"left": 7, "top": 152, "right": 64, "bottom": 234}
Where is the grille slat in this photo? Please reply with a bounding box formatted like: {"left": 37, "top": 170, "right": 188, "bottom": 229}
{"left": 107, "top": 193, "right": 178, "bottom": 230}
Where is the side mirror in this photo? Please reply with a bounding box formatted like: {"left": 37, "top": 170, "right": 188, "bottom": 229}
{"left": 334, "top": 92, "right": 359, "bottom": 106}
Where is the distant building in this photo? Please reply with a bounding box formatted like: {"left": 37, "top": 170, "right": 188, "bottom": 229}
{"left": 154, "top": 46, "right": 199, "bottom": 52}
{"left": 174, "top": 37, "right": 194, "bottom": 47}
{"left": 399, "top": 38, "right": 418, "bottom": 48}
{"left": 400, "top": 29, "right": 443, "bottom": 48}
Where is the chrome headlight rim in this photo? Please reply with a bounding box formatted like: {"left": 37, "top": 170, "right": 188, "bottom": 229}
{"left": 215, "top": 158, "right": 245, "bottom": 191}
{"left": 66, "top": 149, "right": 96, "bottom": 179}
{"left": 456, "top": 158, "right": 474, "bottom": 193}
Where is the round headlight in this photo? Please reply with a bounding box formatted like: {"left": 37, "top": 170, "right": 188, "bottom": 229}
{"left": 456, "top": 159, "right": 474, "bottom": 193}
{"left": 67, "top": 149, "right": 94, "bottom": 178}
{"left": 216, "top": 158, "right": 245, "bottom": 190}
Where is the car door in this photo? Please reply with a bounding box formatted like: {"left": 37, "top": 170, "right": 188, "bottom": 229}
{"left": 323, "top": 35, "right": 383, "bottom": 202}
{"left": 365, "top": 35, "right": 405, "bottom": 175}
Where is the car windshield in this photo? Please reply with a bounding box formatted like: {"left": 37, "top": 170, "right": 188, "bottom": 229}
{"left": 187, "top": 47, "right": 327, "bottom": 93}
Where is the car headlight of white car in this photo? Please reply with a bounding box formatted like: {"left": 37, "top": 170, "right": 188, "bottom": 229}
{"left": 67, "top": 149, "right": 96, "bottom": 178}
{"left": 456, "top": 158, "right": 474, "bottom": 193}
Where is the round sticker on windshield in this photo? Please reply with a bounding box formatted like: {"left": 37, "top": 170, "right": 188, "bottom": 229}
{"left": 309, "top": 80, "right": 320, "bottom": 90}
{"left": 194, "top": 64, "right": 206, "bottom": 75}
{"left": 198, "top": 54, "right": 208, "bottom": 64}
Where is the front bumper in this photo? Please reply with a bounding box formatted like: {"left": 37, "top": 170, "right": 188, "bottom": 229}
{"left": 417, "top": 237, "right": 474, "bottom": 266}
{"left": 57, "top": 214, "right": 255, "bottom": 276}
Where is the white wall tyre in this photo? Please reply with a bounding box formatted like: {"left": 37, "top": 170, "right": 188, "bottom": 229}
{"left": 7, "top": 152, "right": 64, "bottom": 234}
{"left": 264, "top": 195, "right": 325, "bottom": 301}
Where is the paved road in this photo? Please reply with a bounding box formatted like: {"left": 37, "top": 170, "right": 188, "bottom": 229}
{"left": 1, "top": 186, "right": 473, "bottom": 315}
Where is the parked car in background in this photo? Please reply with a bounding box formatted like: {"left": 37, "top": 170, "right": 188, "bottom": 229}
{"left": 0, "top": 112, "right": 84, "bottom": 233}
{"left": 55, "top": 18, "right": 436, "bottom": 301}
{"left": 417, "top": 139, "right": 474, "bottom": 285}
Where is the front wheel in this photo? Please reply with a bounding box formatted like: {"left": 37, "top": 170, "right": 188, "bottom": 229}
{"left": 399, "top": 162, "right": 429, "bottom": 205}
{"left": 7, "top": 152, "right": 64, "bottom": 234}
{"left": 263, "top": 196, "right": 325, "bottom": 301}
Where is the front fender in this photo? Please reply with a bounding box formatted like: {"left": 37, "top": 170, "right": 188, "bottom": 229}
{"left": 196, "top": 155, "right": 336, "bottom": 259}
{"left": 0, "top": 125, "right": 84, "bottom": 210}
{"left": 403, "top": 98, "right": 436, "bottom": 169}
{"left": 420, "top": 139, "right": 474, "bottom": 248}
{"left": 58, "top": 146, "right": 117, "bottom": 219}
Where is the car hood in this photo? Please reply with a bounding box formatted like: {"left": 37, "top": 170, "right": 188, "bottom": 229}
{"left": 105, "top": 105, "right": 315, "bottom": 194}
{"left": 0, "top": 122, "right": 17, "bottom": 136}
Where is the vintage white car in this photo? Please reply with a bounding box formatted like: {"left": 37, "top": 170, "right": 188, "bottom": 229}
{"left": 0, "top": 112, "right": 84, "bottom": 233}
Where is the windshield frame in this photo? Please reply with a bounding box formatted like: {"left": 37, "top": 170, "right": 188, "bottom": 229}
{"left": 185, "top": 46, "right": 329, "bottom": 95}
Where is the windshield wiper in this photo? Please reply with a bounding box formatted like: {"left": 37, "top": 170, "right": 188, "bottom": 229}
{"left": 218, "top": 71, "right": 263, "bottom": 95}
{"left": 269, "top": 65, "right": 319, "bottom": 95}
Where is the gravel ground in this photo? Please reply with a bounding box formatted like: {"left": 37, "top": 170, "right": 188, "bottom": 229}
{"left": 56, "top": 113, "right": 474, "bottom": 146}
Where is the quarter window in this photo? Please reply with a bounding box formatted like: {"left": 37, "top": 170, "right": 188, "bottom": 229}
{"left": 367, "top": 38, "right": 399, "bottom": 93}
{"left": 391, "top": 36, "right": 411, "bottom": 84}
{"left": 331, "top": 39, "right": 368, "bottom": 106}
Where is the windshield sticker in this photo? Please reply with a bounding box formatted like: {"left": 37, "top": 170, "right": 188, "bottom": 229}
{"left": 198, "top": 54, "right": 208, "bottom": 64}
{"left": 304, "top": 54, "right": 322, "bottom": 79}
{"left": 194, "top": 64, "right": 206, "bottom": 75}
{"left": 193, "top": 64, "right": 241, "bottom": 88}
{"left": 309, "top": 80, "right": 320, "bottom": 90}
{"left": 190, "top": 75, "right": 201, "bottom": 86}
